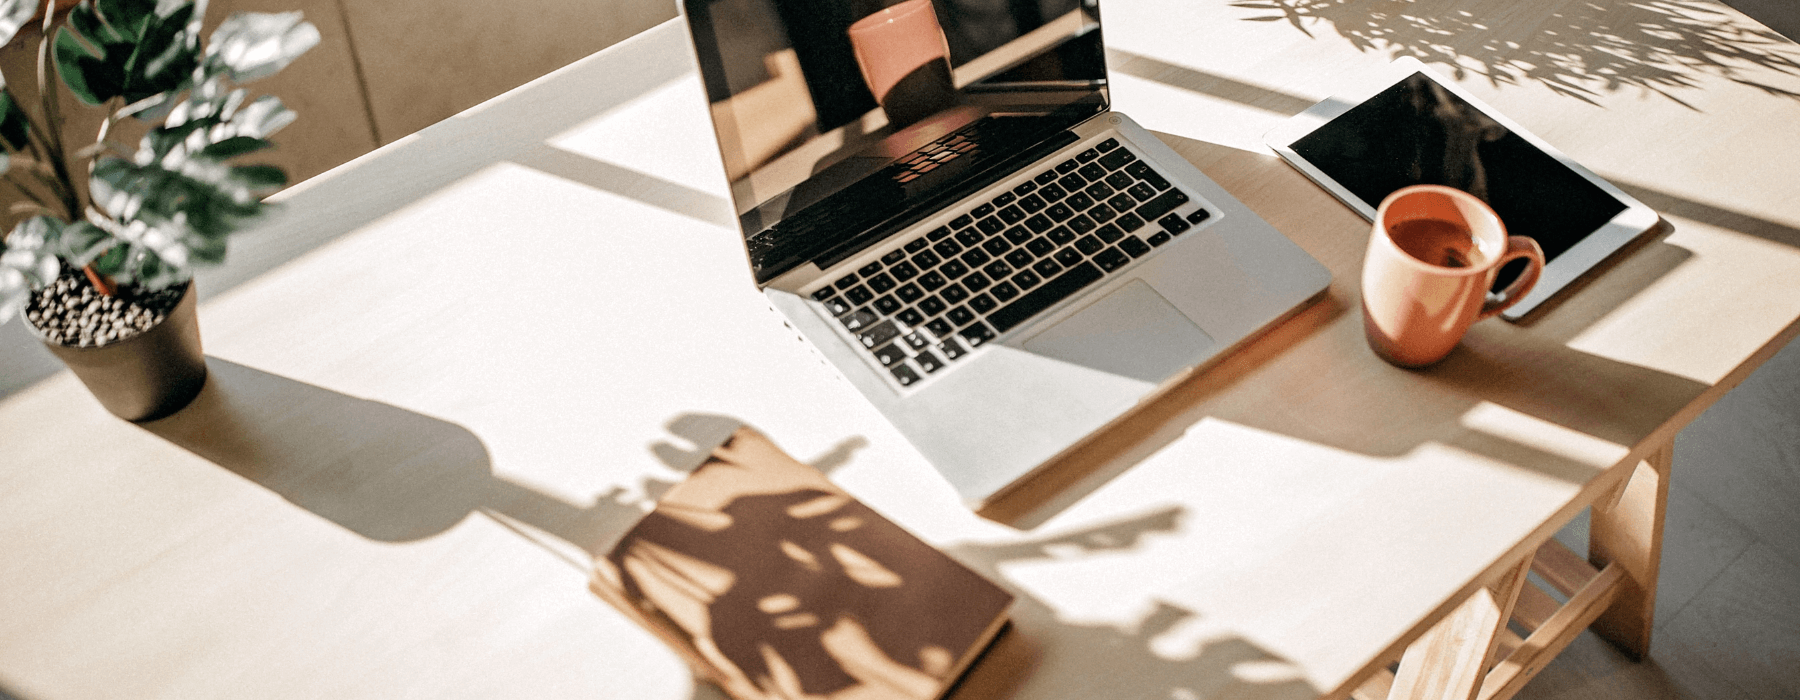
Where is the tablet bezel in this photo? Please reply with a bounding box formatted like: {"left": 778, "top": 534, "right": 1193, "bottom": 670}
{"left": 1265, "top": 57, "right": 1660, "bottom": 321}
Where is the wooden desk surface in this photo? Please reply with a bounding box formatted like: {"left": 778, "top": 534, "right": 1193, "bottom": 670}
{"left": 4, "top": 2, "right": 1798, "bottom": 699}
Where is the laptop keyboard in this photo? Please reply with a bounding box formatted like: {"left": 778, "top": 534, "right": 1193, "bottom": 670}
{"left": 808, "top": 137, "right": 1215, "bottom": 389}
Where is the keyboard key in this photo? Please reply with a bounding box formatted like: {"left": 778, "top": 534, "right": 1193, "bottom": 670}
{"left": 1095, "top": 247, "right": 1131, "bottom": 272}
{"left": 982, "top": 237, "right": 1011, "bottom": 256}
{"left": 1032, "top": 258, "right": 1063, "bottom": 277}
{"left": 1085, "top": 183, "right": 1115, "bottom": 202}
{"left": 1159, "top": 212, "right": 1191, "bottom": 234}
{"left": 1012, "top": 181, "right": 1037, "bottom": 196}
{"left": 1058, "top": 173, "right": 1086, "bottom": 192}
{"left": 919, "top": 295, "right": 948, "bottom": 315}
{"left": 891, "top": 364, "right": 921, "bottom": 386}
{"left": 1099, "top": 148, "right": 1136, "bottom": 170}
{"left": 1068, "top": 214, "right": 1096, "bottom": 234}
{"left": 881, "top": 249, "right": 907, "bottom": 265}
{"left": 1053, "top": 247, "right": 1084, "bottom": 267}
{"left": 890, "top": 261, "right": 919, "bottom": 281}
{"left": 812, "top": 287, "right": 837, "bottom": 301}
{"left": 990, "top": 282, "right": 1019, "bottom": 302}
{"left": 1136, "top": 188, "right": 1190, "bottom": 223}
{"left": 858, "top": 320, "right": 901, "bottom": 348}
{"left": 1004, "top": 248, "right": 1033, "bottom": 268}
{"left": 1047, "top": 203, "right": 1074, "bottom": 222}
{"left": 1095, "top": 223, "right": 1124, "bottom": 244}
{"left": 962, "top": 272, "right": 991, "bottom": 292}
{"left": 1078, "top": 163, "right": 1105, "bottom": 182}
{"left": 1034, "top": 170, "right": 1060, "bottom": 185}
{"left": 868, "top": 273, "right": 896, "bottom": 292}
{"left": 945, "top": 217, "right": 970, "bottom": 232}
{"left": 1024, "top": 214, "right": 1052, "bottom": 234}
{"left": 1125, "top": 161, "right": 1153, "bottom": 179}
{"left": 926, "top": 318, "right": 954, "bottom": 338}
{"left": 911, "top": 249, "right": 940, "bottom": 268}
{"left": 1025, "top": 237, "right": 1056, "bottom": 257}
{"left": 1106, "top": 171, "right": 1135, "bottom": 190}
{"left": 941, "top": 284, "right": 969, "bottom": 304}
{"left": 992, "top": 192, "right": 1015, "bottom": 207}
{"left": 1120, "top": 235, "right": 1153, "bottom": 258}
{"left": 1065, "top": 192, "right": 1095, "bottom": 212}
{"left": 976, "top": 217, "right": 1006, "bottom": 235}
{"left": 839, "top": 308, "right": 878, "bottom": 331}
{"left": 955, "top": 228, "right": 984, "bottom": 246}
{"left": 1056, "top": 158, "right": 1079, "bottom": 173}
{"left": 1047, "top": 225, "right": 1076, "bottom": 245}
{"left": 998, "top": 205, "right": 1025, "bottom": 224}
{"left": 1074, "top": 235, "right": 1104, "bottom": 255}
{"left": 1097, "top": 138, "right": 1119, "bottom": 152}
{"left": 1186, "top": 209, "right": 1212, "bottom": 225}
{"left": 938, "top": 337, "right": 968, "bottom": 359}
{"left": 898, "top": 308, "right": 926, "bottom": 326}
{"left": 1116, "top": 212, "right": 1145, "bottom": 233}
{"left": 874, "top": 295, "right": 901, "bottom": 314}
{"left": 872, "top": 343, "right": 908, "bottom": 366}
{"left": 1012, "top": 269, "right": 1041, "bottom": 289}
{"left": 1076, "top": 148, "right": 1100, "bottom": 163}
{"left": 1146, "top": 231, "right": 1171, "bottom": 247}
{"left": 1127, "top": 182, "right": 1157, "bottom": 201}
{"left": 933, "top": 239, "right": 962, "bottom": 257}
{"left": 823, "top": 296, "right": 852, "bottom": 315}
{"left": 960, "top": 322, "right": 997, "bottom": 346}
{"left": 940, "top": 259, "right": 969, "bottom": 279}
{"left": 1004, "top": 226, "right": 1033, "bottom": 245}
{"left": 960, "top": 248, "right": 991, "bottom": 268}
{"left": 919, "top": 271, "right": 947, "bottom": 292}
{"left": 1108, "top": 192, "right": 1138, "bottom": 212}
{"left": 988, "top": 262, "right": 1104, "bottom": 332}
{"left": 1039, "top": 183, "right": 1067, "bottom": 201}
{"left": 902, "top": 331, "right": 931, "bottom": 350}
{"left": 947, "top": 305, "right": 976, "bottom": 326}
{"left": 1020, "top": 194, "right": 1046, "bottom": 213}
{"left": 972, "top": 203, "right": 995, "bottom": 218}
{"left": 915, "top": 350, "right": 946, "bottom": 373}
{"left": 983, "top": 260, "right": 1013, "bottom": 279}
{"left": 834, "top": 274, "right": 860, "bottom": 290}
{"left": 1089, "top": 204, "right": 1116, "bottom": 224}
{"left": 896, "top": 282, "right": 924, "bottom": 303}
{"left": 859, "top": 261, "right": 883, "bottom": 277}
{"left": 904, "top": 237, "right": 930, "bottom": 253}
{"left": 846, "top": 285, "right": 874, "bottom": 304}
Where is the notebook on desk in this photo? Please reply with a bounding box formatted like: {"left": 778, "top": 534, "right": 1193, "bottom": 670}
{"left": 680, "top": 0, "right": 1331, "bottom": 506}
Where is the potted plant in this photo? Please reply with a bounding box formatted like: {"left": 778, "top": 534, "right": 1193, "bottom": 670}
{"left": 0, "top": 0, "right": 318, "bottom": 420}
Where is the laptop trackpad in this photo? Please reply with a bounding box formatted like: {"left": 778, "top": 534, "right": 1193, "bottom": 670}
{"left": 1022, "top": 280, "right": 1216, "bottom": 383}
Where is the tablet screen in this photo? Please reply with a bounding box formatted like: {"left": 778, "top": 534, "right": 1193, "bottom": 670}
{"left": 1291, "top": 72, "right": 1625, "bottom": 286}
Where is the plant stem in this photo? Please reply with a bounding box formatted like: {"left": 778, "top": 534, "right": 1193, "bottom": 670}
{"left": 34, "top": 0, "right": 81, "bottom": 222}
{"left": 82, "top": 263, "right": 116, "bottom": 296}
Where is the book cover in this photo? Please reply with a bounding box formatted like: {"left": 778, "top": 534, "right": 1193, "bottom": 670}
{"left": 592, "top": 428, "right": 1013, "bottom": 700}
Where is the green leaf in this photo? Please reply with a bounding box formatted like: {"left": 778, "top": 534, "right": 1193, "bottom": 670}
{"left": 55, "top": 25, "right": 122, "bottom": 106}
{"left": 0, "top": 0, "right": 36, "bottom": 49}
{"left": 206, "top": 12, "right": 319, "bottom": 83}
{"left": 0, "top": 89, "right": 29, "bottom": 152}
{"left": 228, "top": 163, "right": 284, "bottom": 191}
{"left": 198, "top": 135, "right": 271, "bottom": 160}
{"left": 55, "top": 0, "right": 202, "bottom": 108}
{"left": 58, "top": 221, "right": 114, "bottom": 266}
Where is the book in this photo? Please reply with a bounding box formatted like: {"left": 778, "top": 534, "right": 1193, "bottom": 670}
{"left": 592, "top": 428, "right": 1013, "bottom": 700}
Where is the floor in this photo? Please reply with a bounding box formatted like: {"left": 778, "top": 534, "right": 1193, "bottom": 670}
{"left": 1, "top": 1, "right": 1796, "bottom": 699}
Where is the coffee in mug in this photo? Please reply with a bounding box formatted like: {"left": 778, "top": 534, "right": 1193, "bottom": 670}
{"left": 1361, "top": 185, "right": 1545, "bottom": 368}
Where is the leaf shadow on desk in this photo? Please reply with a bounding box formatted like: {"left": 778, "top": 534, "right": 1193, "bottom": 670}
{"left": 1227, "top": 0, "right": 1800, "bottom": 107}
{"left": 143, "top": 358, "right": 663, "bottom": 555}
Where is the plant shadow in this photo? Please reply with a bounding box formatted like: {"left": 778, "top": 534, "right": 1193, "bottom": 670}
{"left": 1227, "top": 0, "right": 1800, "bottom": 107}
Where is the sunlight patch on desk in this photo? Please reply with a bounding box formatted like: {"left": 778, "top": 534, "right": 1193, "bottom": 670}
{"left": 549, "top": 75, "right": 731, "bottom": 202}
{"left": 1109, "top": 73, "right": 1289, "bottom": 155}
{"left": 1459, "top": 401, "right": 1631, "bottom": 472}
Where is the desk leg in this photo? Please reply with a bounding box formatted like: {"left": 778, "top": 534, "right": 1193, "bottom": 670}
{"left": 1386, "top": 557, "right": 1532, "bottom": 700}
{"left": 1587, "top": 441, "right": 1673, "bottom": 660}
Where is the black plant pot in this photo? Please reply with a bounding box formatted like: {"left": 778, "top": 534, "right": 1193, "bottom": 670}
{"left": 30, "top": 281, "right": 208, "bottom": 422}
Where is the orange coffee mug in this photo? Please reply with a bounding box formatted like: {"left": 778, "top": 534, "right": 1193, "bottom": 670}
{"left": 1361, "top": 185, "right": 1544, "bottom": 368}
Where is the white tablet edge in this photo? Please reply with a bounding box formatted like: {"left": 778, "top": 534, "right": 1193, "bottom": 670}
{"left": 1265, "top": 56, "right": 1661, "bottom": 321}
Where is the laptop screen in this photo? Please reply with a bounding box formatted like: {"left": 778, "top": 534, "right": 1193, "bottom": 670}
{"left": 684, "top": 0, "right": 1109, "bottom": 283}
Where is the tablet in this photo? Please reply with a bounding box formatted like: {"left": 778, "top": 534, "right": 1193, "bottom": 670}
{"left": 1266, "top": 57, "right": 1660, "bottom": 320}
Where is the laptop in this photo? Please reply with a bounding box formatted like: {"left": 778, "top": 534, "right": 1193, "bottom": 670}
{"left": 681, "top": 0, "right": 1330, "bottom": 507}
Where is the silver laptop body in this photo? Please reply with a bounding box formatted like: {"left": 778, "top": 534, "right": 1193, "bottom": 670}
{"left": 682, "top": 0, "right": 1330, "bottom": 506}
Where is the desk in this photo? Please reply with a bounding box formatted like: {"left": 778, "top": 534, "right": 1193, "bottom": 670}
{"left": 3, "top": 2, "right": 1798, "bottom": 699}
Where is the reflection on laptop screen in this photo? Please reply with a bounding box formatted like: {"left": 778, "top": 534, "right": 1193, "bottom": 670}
{"left": 684, "top": 0, "right": 1109, "bottom": 282}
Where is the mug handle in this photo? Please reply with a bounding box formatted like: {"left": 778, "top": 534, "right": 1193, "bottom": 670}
{"left": 1476, "top": 236, "right": 1546, "bottom": 321}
